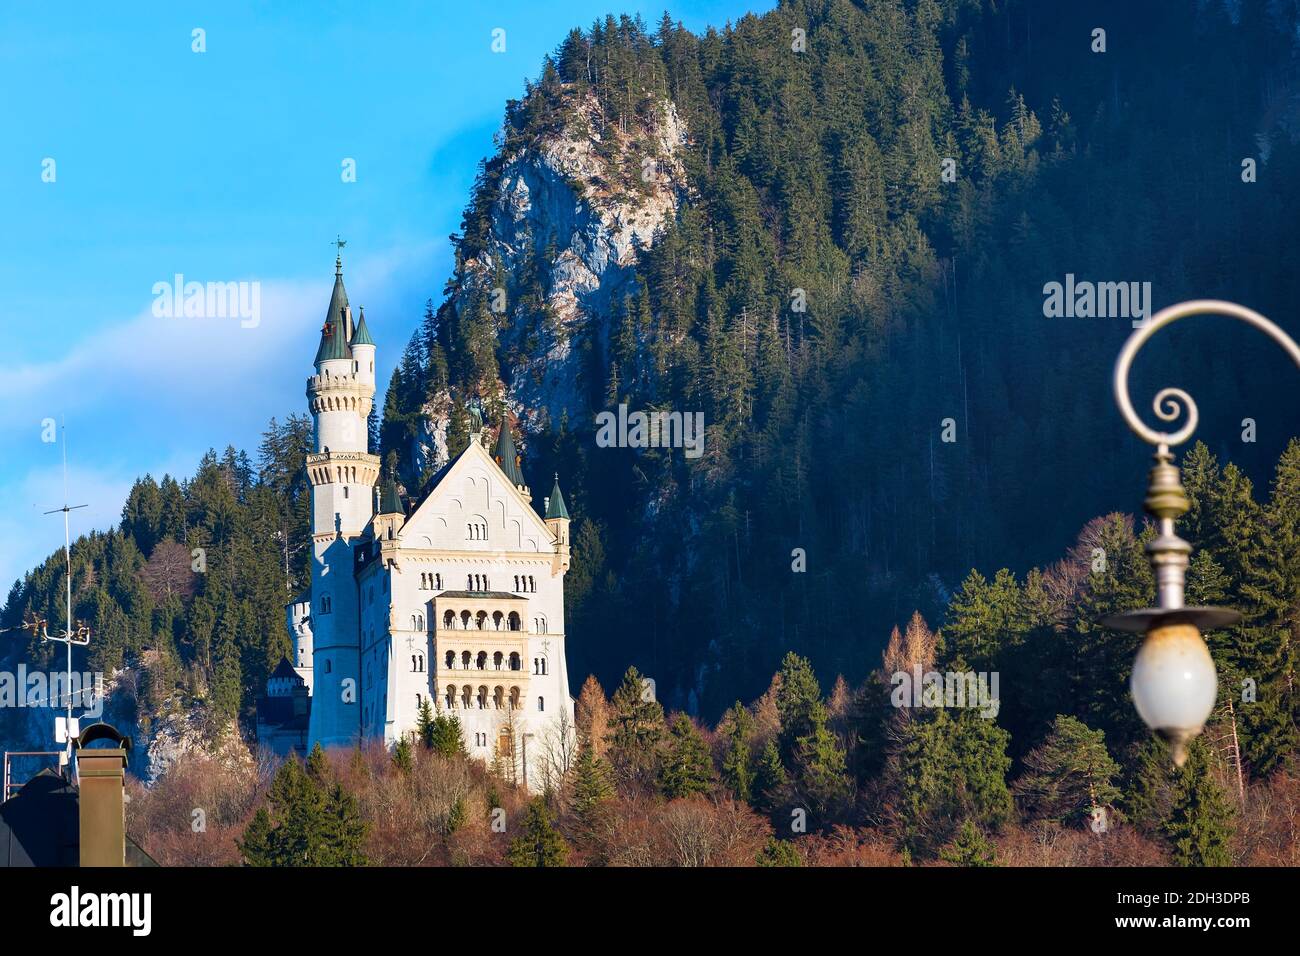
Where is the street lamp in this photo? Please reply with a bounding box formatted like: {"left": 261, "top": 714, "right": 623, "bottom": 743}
{"left": 1101, "top": 300, "right": 1300, "bottom": 766}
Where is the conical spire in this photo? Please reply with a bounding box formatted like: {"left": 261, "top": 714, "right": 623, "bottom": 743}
{"left": 378, "top": 451, "right": 403, "bottom": 515}
{"left": 350, "top": 306, "right": 375, "bottom": 347}
{"left": 545, "top": 474, "right": 569, "bottom": 519}
{"left": 494, "top": 418, "right": 526, "bottom": 489}
{"left": 314, "top": 258, "right": 352, "bottom": 365}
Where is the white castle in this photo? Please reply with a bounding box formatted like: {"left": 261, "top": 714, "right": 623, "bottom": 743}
{"left": 277, "top": 253, "right": 575, "bottom": 787}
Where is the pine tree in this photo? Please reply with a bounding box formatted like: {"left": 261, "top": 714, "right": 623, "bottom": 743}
{"left": 392, "top": 736, "right": 414, "bottom": 773}
{"left": 660, "top": 714, "right": 716, "bottom": 798}
{"left": 569, "top": 743, "right": 615, "bottom": 827}
{"left": 1165, "top": 741, "right": 1235, "bottom": 867}
{"left": 755, "top": 738, "right": 788, "bottom": 811}
{"left": 507, "top": 798, "right": 569, "bottom": 867}
{"left": 1014, "top": 715, "right": 1120, "bottom": 825}
{"left": 415, "top": 698, "right": 436, "bottom": 749}
{"left": 428, "top": 712, "right": 467, "bottom": 758}
{"left": 719, "top": 701, "right": 755, "bottom": 802}
{"left": 940, "top": 819, "right": 996, "bottom": 867}
{"left": 605, "top": 665, "right": 665, "bottom": 790}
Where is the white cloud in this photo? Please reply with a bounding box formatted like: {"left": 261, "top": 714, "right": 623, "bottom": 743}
{"left": 0, "top": 242, "right": 441, "bottom": 594}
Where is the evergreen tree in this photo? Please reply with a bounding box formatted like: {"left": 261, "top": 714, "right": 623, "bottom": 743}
{"left": 1014, "top": 715, "right": 1121, "bottom": 825}
{"left": 1165, "top": 741, "right": 1235, "bottom": 867}
{"left": 660, "top": 714, "right": 715, "bottom": 798}
{"left": 507, "top": 798, "right": 569, "bottom": 867}
{"left": 939, "top": 819, "right": 996, "bottom": 867}
{"left": 719, "top": 701, "right": 755, "bottom": 802}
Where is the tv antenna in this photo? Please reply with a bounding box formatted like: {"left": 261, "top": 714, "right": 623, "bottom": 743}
{"left": 40, "top": 420, "right": 90, "bottom": 763}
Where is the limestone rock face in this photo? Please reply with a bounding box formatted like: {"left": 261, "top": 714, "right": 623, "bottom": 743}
{"left": 418, "top": 91, "right": 688, "bottom": 469}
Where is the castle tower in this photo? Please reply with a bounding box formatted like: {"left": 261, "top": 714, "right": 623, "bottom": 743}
{"left": 544, "top": 474, "right": 570, "bottom": 575}
{"left": 305, "top": 252, "right": 380, "bottom": 749}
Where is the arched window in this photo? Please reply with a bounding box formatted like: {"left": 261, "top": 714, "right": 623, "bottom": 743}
{"left": 416, "top": 692, "right": 423, "bottom": 709}
{"left": 435, "top": 573, "right": 442, "bottom": 589}
{"left": 323, "top": 659, "right": 332, "bottom": 674}
{"left": 445, "top": 685, "right": 456, "bottom": 709}
{"left": 509, "top": 686, "right": 521, "bottom": 710}
{"left": 492, "top": 611, "right": 503, "bottom": 630}
{"left": 461, "top": 686, "right": 473, "bottom": 709}
{"left": 514, "top": 575, "right": 519, "bottom": 591}
{"left": 508, "top": 652, "right": 521, "bottom": 671}
{"left": 493, "top": 686, "right": 504, "bottom": 710}
{"left": 443, "top": 609, "right": 455, "bottom": 630}
{"left": 508, "top": 611, "right": 521, "bottom": 632}
{"left": 540, "top": 657, "right": 548, "bottom": 676}
{"left": 475, "top": 611, "right": 487, "bottom": 630}
{"left": 461, "top": 650, "right": 472, "bottom": 669}
{"left": 445, "top": 650, "right": 454, "bottom": 669}
{"left": 466, "top": 574, "right": 473, "bottom": 590}
{"left": 538, "top": 696, "right": 544, "bottom": 712}
{"left": 493, "top": 651, "right": 503, "bottom": 670}
{"left": 460, "top": 610, "right": 471, "bottom": 629}
{"left": 476, "top": 651, "right": 487, "bottom": 670}
{"left": 477, "top": 686, "right": 488, "bottom": 709}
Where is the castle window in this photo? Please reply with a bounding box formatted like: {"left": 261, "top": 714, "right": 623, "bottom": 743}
{"left": 514, "top": 575, "right": 519, "bottom": 592}
{"left": 493, "top": 651, "right": 503, "bottom": 670}
{"left": 476, "top": 610, "right": 488, "bottom": 630}
{"left": 461, "top": 686, "right": 472, "bottom": 708}
{"left": 343, "top": 486, "right": 349, "bottom": 499}
{"left": 538, "top": 696, "right": 544, "bottom": 712}
{"left": 443, "top": 609, "right": 455, "bottom": 630}
{"left": 493, "top": 686, "right": 504, "bottom": 710}
{"left": 445, "top": 685, "right": 456, "bottom": 709}
{"left": 477, "top": 686, "right": 488, "bottom": 709}
{"left": 476, "top": 650, "right": 487, "bottom": 670}
{"left": 445, "top": 650, "right": 454, "bottom": 669}
{"left": 508, "top": 611, "right": 521, "bottom": 632}
{"left": 540, "top": 658, "right": 548, "bottom": 676}
{"left": 508, "top": 652, "right": 521, "bottom": 671}
{"left": 435, "top": 573, "right": 442, "bottom": 589}
{"left": 323, "top": 659, "right": 332, "bottom": 674}
{"left": 508, "top": 687, "right": 521, "bottom": 710}
{"left": 416, "top": 693, "right": 423, "bottom": 709}
{"left": 461, "top": 650, "right": 472, "bottom": 669}
{"left": 492, "top": 610, "right": 503, "bottom": 630}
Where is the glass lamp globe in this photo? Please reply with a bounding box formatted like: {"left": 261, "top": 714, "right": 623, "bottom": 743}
{"left": 1129, "top": 622, "right": 1217, "bottom": 766}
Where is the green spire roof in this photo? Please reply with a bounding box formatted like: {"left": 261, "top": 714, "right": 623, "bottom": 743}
{"left": 350, "top": 306, "right": 375, "bottom": 347}
{"left": 494, "top": 420, "right": 526, "bottom": 488}
{"left": 379, "top": 476, "right": 403, "bottom": 515}
{"left": 314, "top": 263, "right": 352, "bottom": 365}
{"left": 545, "top": 474, "right": 569, "bottom": 519}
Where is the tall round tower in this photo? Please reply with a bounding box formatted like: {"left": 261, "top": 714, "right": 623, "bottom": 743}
{"left": 305, "top": 252, "right": 379, "bottom": 749}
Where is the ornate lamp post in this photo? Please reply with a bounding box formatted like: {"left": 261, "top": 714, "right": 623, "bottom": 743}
{"left": 1101, "top": 300, "right": 1300, "bottom": 766}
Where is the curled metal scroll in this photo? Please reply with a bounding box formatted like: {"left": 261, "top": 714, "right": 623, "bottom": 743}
{"left": 1115, "top": 299, "right": 1300, "bottom": 448}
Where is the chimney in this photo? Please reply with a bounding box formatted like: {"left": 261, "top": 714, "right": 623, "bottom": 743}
{"left": 74, "top": 724, "right": 131, "bottom": 867}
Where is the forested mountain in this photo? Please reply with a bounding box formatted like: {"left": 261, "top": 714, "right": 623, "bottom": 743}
{"left": 380, "top": 0, "right": 1300, "bottom": 714}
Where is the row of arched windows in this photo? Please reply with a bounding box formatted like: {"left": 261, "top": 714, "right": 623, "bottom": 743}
{"left": 443, "top": 649, "right": 523, "bottom": 671}
{"left": 411, "top": 653, "right": 425, "bottom": 673}
{"left": 409, "top": 613, "right": 426, "bottom": 632}
{"left": 468, "top": 574, "right": 490, "bottom": 591}
{"left": 513, "top": 575, "right": 536, "bottom": 592}
{"left": 466, "top": 519, "right": 488, "bottom": 540}
{"left": 444, "top": 684, "right": 523, "bottom": 711}
{"left": 419, "top": 572, "right": 442, "bottom": 590}
{"left": 440, "top": 609, "right": 522, "bottom": 631}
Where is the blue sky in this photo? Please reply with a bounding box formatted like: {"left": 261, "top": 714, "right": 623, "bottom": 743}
{"left": 0, "top": 1, "right": 772, "bottom": 591}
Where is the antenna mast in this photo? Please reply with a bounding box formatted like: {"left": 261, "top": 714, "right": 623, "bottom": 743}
{"left": 41, "top": 420, "right": 89, "bottom": 764}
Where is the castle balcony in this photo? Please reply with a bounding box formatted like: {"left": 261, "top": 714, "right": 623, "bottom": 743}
{"left": 433, "top": 591, "right": 528, "bottom": 635}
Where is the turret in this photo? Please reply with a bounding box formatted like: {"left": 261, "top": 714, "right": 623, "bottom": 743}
{"left": 494, "top": 417, "right": 530, "bottom": 502}
{"left": 544, "top": 474, "right": 571, "bottom": 575}
{"left": 351, "top": 305, "right": 376, "bottom": 389}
